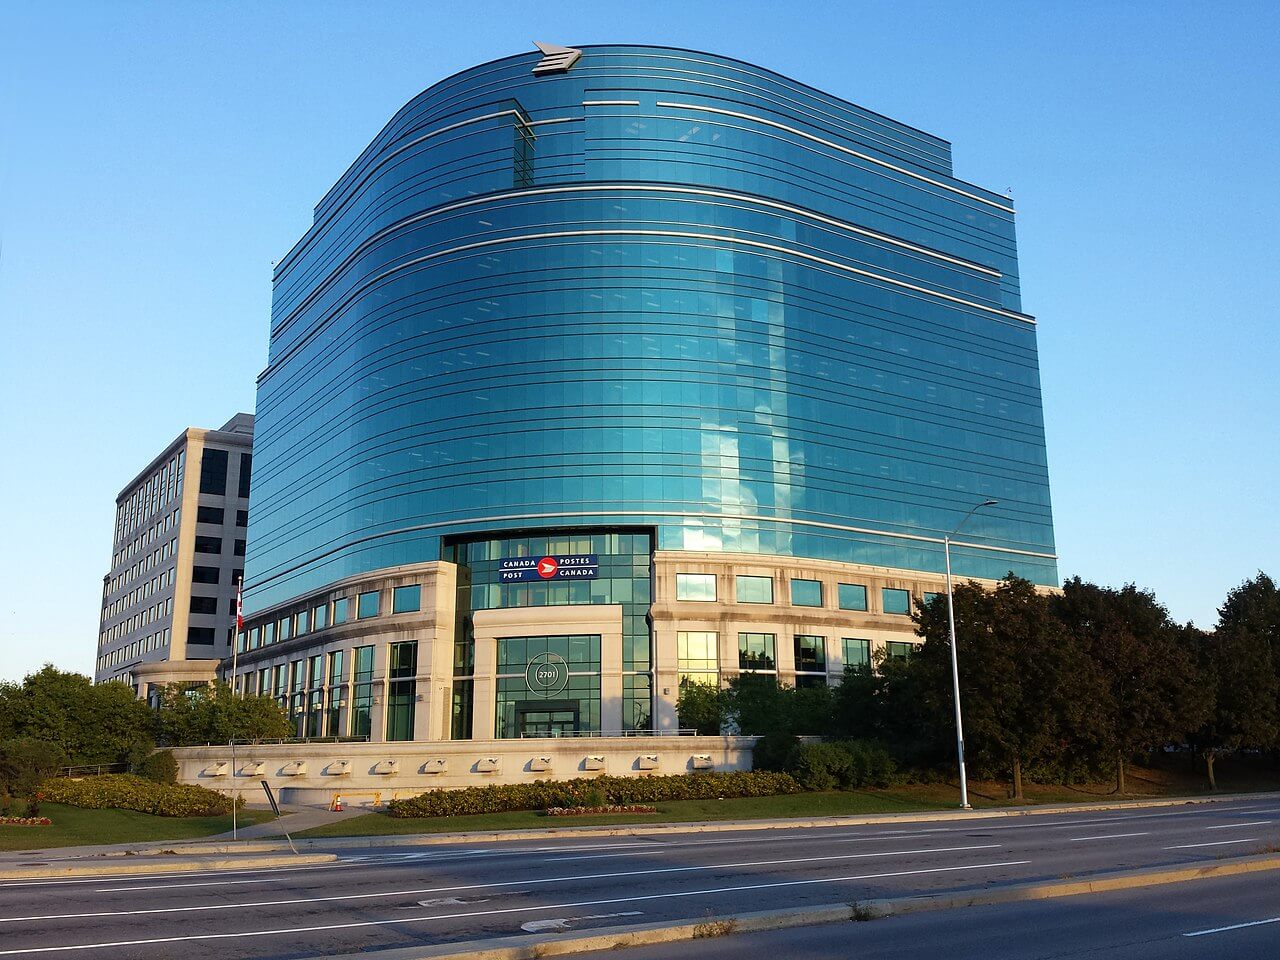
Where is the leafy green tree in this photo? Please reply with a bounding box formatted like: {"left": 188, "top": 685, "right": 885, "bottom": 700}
{"left": 1217, "top": 573, "right": 1280, "bottom": 684}
{"left": 0, "top": 666, "right": 155, "bottom": 765}
{"left": 1051, "top": 579, "right": 1194, "bottom": 794}
{"left": 1187, "top": 621, "right": 1278, "bottom": 789}
{"left": 913, "top": 575, "right": 1081, "bottom": 799}
{"left": 0, "top": 738, "right": 68, "bottom": 799}
{"left": 676, "top": 679, "right": 726, "bottom": 735}
{"left": 155, "top": 683, "right": 293, "bottom": 746}
{"left": 720, "top": 674, "right": 833, "bottom": 737}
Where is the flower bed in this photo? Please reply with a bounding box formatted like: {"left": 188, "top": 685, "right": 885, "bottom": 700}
{"left": 0, "top": 816, "right": 52, "bottom": 827}
{"left": 545, "top": 804, "right": 658, "bottom": 817}
{"left": 40, "top": 775, "right": 239, "bottom": 818}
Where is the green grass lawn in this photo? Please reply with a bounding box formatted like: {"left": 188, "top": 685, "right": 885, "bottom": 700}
{"left": 295, "top": 762, "right": 1280, "bottom": 840}
{"left": 0, "top": 804, "right": 276, "bottom": 852}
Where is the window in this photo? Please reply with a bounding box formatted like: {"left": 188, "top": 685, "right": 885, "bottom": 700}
{"left": 392, "top": 584, "right": 421, "bottom": 614}
{"left": 841, "top": 638, "right": 871, "bottom": 671}
{"left": 249, "top": 626, "right": 260, "bottom": 649}
{"left": 351, "top": 646, "right": 374, "bottom": 738}
{"left": 332, "top": 597, "right": 349, "bottom": 624}
{"left": 187, "top": 626, "right": 215, "bottom": 645}
{"left": 189, "top": 595, "right": 218, "bottom": 615}
{"left": 192, "top": 565, "right": 220, "bottom": 584}
{"left": 886, "top": 641, "right": 915, "bottom": 661}
{"left": 295, "top": 609, "right": 310, "bottom": 635}
{"left": 738, "top": 632, "right": 776, "bottom": 671}
{"left": 791, "top": 578, "right": 823, "bottom": 607}
{"left": 794, "top": 635, "right": 826, "bottom": 673}
{"left": 308, "top": 655, "right": 323, "bottom": 688}
{"left": 193, "top": 536, "right": 222, "bottom": 554}
{"left": 735, "top": 575, "right": 773, "bottom": 604}
{"left": 677, "top": 631, "right": 719, "bottom": 685}
{"left": 234, "top": 539, "right": 246, "bottom": 557}
{"left": 279, "top": 616, "right": 293, "bottom": 642}
{"left": 883, "top": 588, "right": 911, "bottom": 615}
{"left": 357, "top": 590, "right": 380, "bottom": 619}
{"left": 838, "top": 583, "right": 868, "bottom": 611}
{"left": 263, "top": 621, "right": 276, "bottom": 645}
{"left": 199, "top": 448, "right": 228, "bottom": 495}
{"left": 923, "top": 591, "right": 942, "bottom": 607}
{"left": 238, "top": 453, "right": 252, "bottom": 499}
{"left": 236, "top": 509, "right": 249, "bottom": 527}
{"left": 196, "top": 506, "right": 224, "bottom": 525}
{"left": 327, "top": 649, "right": 344, "bottom": 684}
{"left": 386, "top": 641, "right": 418, "bottom": 741}
{"left": 676, "top": 573, "right": 717, "bottom": 601}
{"left": 313, "top": 603, "right": 329, "bottom": 630}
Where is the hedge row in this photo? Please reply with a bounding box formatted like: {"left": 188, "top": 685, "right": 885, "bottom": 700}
{"left": 786, "top": 740, "right": 897, "bottom": 790}
{"left": 40, "top": 775, "right": 240, "bottom": 818}
{"left": 387, "top": 770, "right": 801, "bottom": 818}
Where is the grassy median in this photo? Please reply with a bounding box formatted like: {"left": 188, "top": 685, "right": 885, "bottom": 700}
{"left": 0, "top": 804, "right": 276, "bottom": 852}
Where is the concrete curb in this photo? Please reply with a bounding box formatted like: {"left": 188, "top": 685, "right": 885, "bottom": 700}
{"left": 0, "top": 852, "right": 336, "bottom": 881}
{"left": 130, "top": 789, "right": 1280, "bottom": 855}
{"left": 306, "top": 853, "right": 1280, "bottom": 960}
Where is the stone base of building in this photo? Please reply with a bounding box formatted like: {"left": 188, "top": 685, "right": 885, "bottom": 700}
{"left": 171, "top": 735, "right": 756, "bottom": 805}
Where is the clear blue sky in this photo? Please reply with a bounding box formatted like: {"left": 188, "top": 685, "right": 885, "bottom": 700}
{"left": 2, "top": 2, "right": 1277, "bottom": 683}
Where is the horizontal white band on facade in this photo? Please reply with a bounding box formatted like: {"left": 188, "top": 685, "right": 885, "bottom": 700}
{"left": 246, "top": 508, "right": 1056, "bottom": 594}
{"left": 361, "top": 227, "right": 1032, "bottom": 324}
{"left": 582, "top": 100, "right": 641, "bottom": 106}
{"left": 656, "top": 101, "right": 1016, "bottom": 214}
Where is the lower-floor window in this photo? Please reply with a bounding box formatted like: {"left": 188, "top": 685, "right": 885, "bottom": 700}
{"left": 305, "top": 690, "right": 323, "bottom": 738}
{"left": 325, "top": 687, "right": 345, "bottom": 737}
{"left": 623, "top": 673, "right": 651, "bottom": 731}
{"left": 885, "top": 640, "right": 915, "bottom": 661}
{"left": 738, "top": 632, "right": 776, "bottom": 671}
{"left": 842, "top": 638, "right": 871, "bottom": 671}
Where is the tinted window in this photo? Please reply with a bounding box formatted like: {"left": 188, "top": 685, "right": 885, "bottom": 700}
{"left": 236, "top": 509, "right": 249, "bottom": 527}
{"left": 196, "top": 506, "right": 224, "bottom": 524}
{"left": 199, "top": 448, "right": 228, "bottom": 495}
{"left": 189, "top": 595, "right": 218, "bottom": 615}
{"left": 791, "top": 578, "right": 822, "bottom": 607}
{"left": 238, "top": 453, "right": 252, "bottom": 499}
{"left": 735, "top": 575, "right": 773, "bottom": 603}
{"left": 676, "top": 573, "right": 716, "bottom": 601}
{"left": 187, "top": 627, "right": 216, "bottom": 645}
{"left": 838, "top": 583, "right": 868, "bottom": 611}
{"left": 357, "top": 590, "right": 380, "bottom": 619}
{"left": 194, "top": 536, "right": 222, "bottom": 554}
{"left": 883, "top": 588, "right": 911, "bottom": 615}
{"left": 393, "top": 584, "right": 421, "bottom": 613}
{"left": 191, "top": 566, "right": 220, "bottom": 584}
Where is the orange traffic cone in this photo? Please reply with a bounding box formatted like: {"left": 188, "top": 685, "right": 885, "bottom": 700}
{"left": 332, "top": 794, "right": 344, "bottom": 812}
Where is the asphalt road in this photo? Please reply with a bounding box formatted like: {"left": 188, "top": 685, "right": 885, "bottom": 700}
{"left": 1, "top": 796, "right": 1279, "bottom": 959}
{"left": 573, "top": 870, "right": 1280, "bottom": 959}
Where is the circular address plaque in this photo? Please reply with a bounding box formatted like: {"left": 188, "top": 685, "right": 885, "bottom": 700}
{"left": 525, "top": 652, "right": 570, "bottom": 698}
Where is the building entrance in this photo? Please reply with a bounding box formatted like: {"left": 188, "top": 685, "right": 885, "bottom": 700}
{"left": 516, "top": 701, "right": 579, "bottom": 737}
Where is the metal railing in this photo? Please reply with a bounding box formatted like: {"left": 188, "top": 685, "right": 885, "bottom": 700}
{"left": 56, "top": 763, "right": 128, "bottom": 777}
{"left": 518, "top": 729, "right": 702, "bottom": 739}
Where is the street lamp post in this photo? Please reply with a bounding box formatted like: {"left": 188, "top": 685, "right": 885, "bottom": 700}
{"left": 944, "top": 498, "right": 998, "bottom": 811}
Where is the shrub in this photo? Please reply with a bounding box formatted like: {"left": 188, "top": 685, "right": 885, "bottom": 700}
{"left": 752, "top": 733, "right": 800, "bottom": 772}
{"left": 386, "top": 770, "right": 801, "bottom": 818}
{"left": 40, "top": 774, "right": 240, "bottom": 818}
{"left": 0, "top": 738, "right": 68, "bottom": 799}
{"left": 786, "top": 742, "right": 852, "bottom": 790}
{"left": 135, "top": 749, "right": 179, "bottom": 785}
{"left": 785, "top": 740, "right": 897, "bottom": 790}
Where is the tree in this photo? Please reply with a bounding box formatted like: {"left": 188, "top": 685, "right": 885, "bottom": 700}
{"left": 1187, "top": 619, "right": 1279, "bottom": 790}
{"left": 155, "top": 683, "right": 293, "bottom": 746}
{"left": 912, "top": 575, "right": 1082, "bottom": 800}
{"left": 0, "top": 666, "right": 156, "bottom": 765}
{"left": 720, "top": 674, "right": 832, "bottom": 737}
{"left": 1051, "top": 579, "right": 1194, "bottom": 794}
{"left": 1217, "top": 573, "right": 1280, "bottom": 683}
{"left": 676, "top": 679, "right": 725, "bottom": 735}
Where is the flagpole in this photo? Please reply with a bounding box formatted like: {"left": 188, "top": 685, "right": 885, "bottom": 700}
{"left": 232, "top": 576, "right": 243, "bottom": 697}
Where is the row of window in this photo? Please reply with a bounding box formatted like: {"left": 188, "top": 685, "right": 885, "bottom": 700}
{"left": 114, "top": 450, "right": 183, "bottom": 547}
{"left": 198, "top": 448, "right": 252, "bottom": 500}
{"left": 100, "top": 595, "right": 173, "bottom": 645}
{"left": 674, "top": 573, "right": 939, "bottom": 616}
{"left": 194, "top": 536, "right": 248, "bottom": 557}
{"left": 234, "top": 641, "right": 417, "bottom": 741}
{"left": 238, "top": 584, "right": 423, "bottom": 653}
{"left": 97, "top": 627, "right": 170, "bottom": 673}
{"left": 103, "top": 565, "right": 175, "bottom": 624}
{"left": 196, "top": 505, "right": 250, "bottom": 527}
{"left": 109, "top": 521, "right": 178, "bottom": 593}
{"left": 676, "top": 630, "right": 914, "bottom": 685}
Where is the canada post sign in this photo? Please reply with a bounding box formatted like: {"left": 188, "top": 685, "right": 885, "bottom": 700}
{"left": 498, "top": 554, "right": 599, "bottom": 582}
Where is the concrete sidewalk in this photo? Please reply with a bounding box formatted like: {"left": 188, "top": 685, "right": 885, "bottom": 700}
{"left": 201, "top": 803, "right": 368, "bottom": 841}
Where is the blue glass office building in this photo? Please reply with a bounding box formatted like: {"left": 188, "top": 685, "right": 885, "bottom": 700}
{"left": 234, "top": 45, "right": 1056, "bottom": 742}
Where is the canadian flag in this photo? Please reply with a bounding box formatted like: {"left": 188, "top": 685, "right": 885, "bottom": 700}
{"left": 235, "top": 578, "right": 244, "bottom": 632}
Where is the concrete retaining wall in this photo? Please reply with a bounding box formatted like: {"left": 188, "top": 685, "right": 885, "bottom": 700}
{"left": 171, "top": 736, "right": 756, "bottom": 805}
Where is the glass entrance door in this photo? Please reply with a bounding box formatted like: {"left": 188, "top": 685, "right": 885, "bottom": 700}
{"left": 516, "top": 701, "right": 579, "bottom": 737}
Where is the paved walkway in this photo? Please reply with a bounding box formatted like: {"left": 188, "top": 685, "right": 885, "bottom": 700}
{"left": 204, "top": 803, "right": 366, "bottom": 840}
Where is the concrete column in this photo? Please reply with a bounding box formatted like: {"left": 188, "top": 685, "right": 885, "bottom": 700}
{"left": 600, "top": 621, "right": 623, "bottom": 734}
{"left": 472, "top": 633, "right": 497, "bottom": 740}
{"left": 652, "top": 624, "right": 680, "bottom": 732}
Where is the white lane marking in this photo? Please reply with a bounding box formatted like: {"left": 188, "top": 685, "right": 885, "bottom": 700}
{"left": 0, "top": 859, "right": 1031, "bottom": 955}
{"left": 1184, "top": 915, "right": 1280, "bottom": 937}
{"left": 521, "top": 911, "right": 642, "bottom": 932}
{"left": 1205, "top": 820, "right": 1272, "bottom": 830}
{"left": 543, "top": 829, "right": 951, "bottom": 862}
{"left": 1067, "top": 833, "right": 1151, "bottom": 842}
{"left": 0, "top": 861, "right": 350, "bottom": 890}
{"left": 0, "top": 844, "right": 1002, "bottom": 924}
{"left": 1165, "top": 839, "right": 1258, "bottom": 849}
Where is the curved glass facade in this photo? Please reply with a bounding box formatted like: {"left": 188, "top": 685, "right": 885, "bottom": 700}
{"left": 244, "top": 44, "right": 1056, "bottom": 613}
